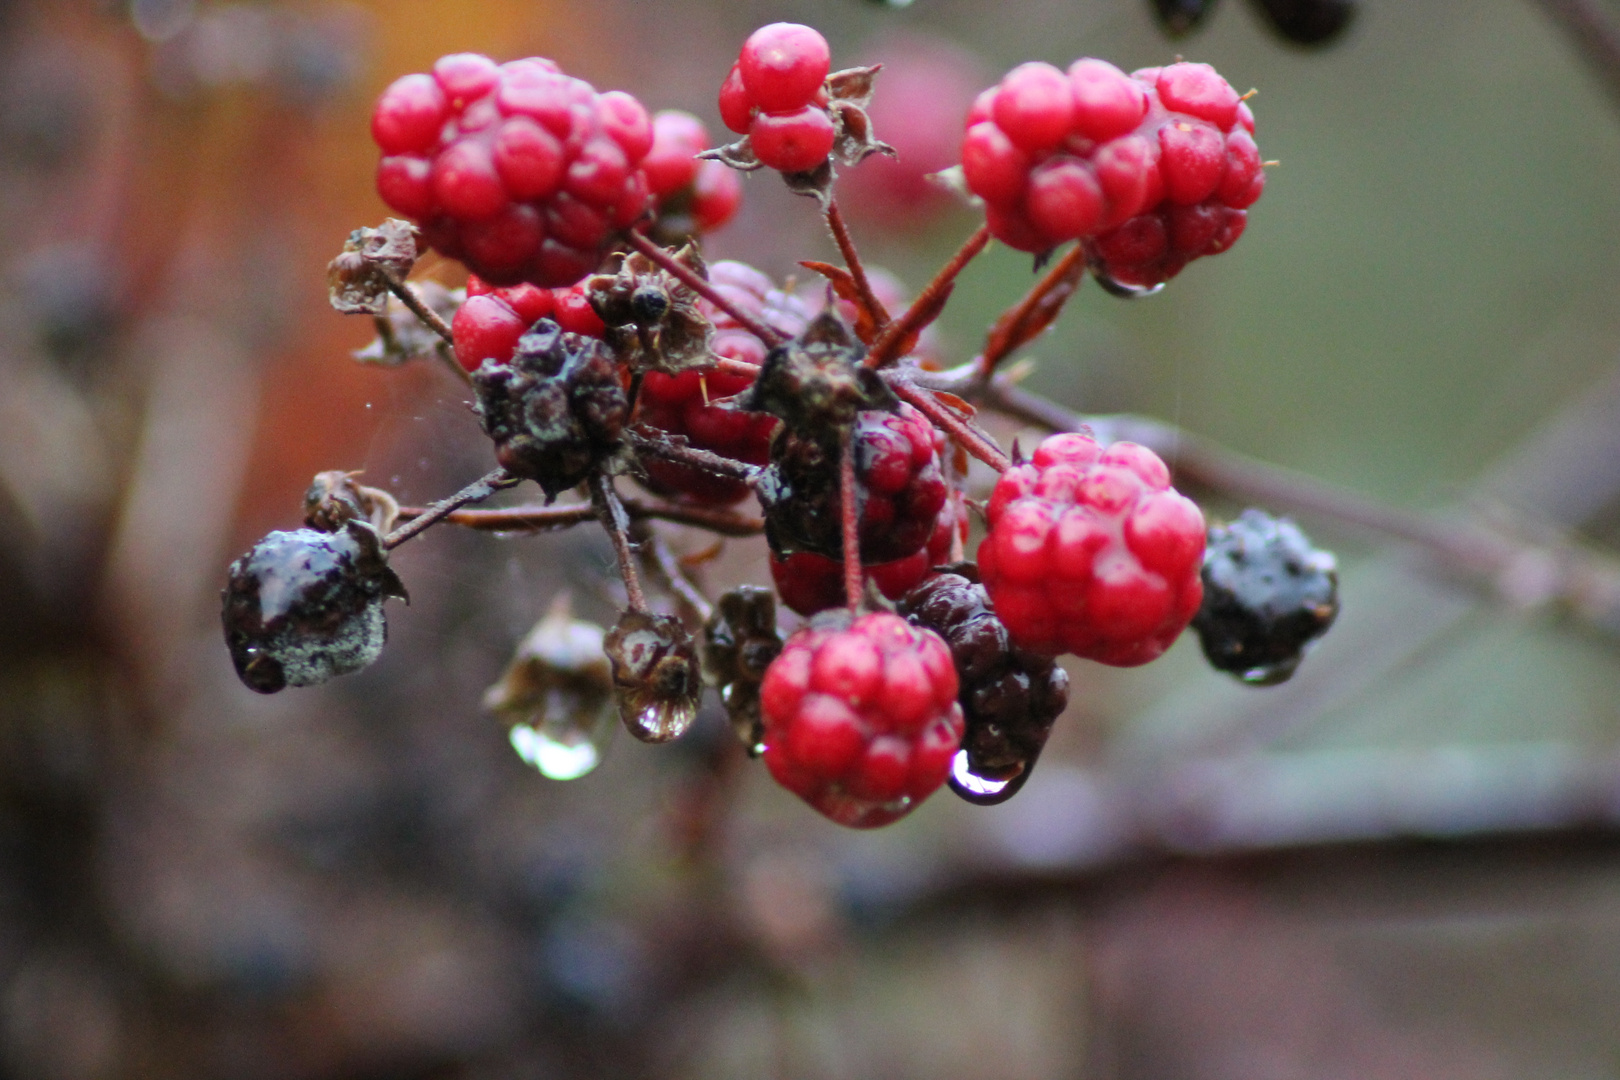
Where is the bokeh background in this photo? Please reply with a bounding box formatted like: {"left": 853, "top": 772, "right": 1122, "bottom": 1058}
{"left": 5, "top": 0, "right": 1620, "bottom": 1077}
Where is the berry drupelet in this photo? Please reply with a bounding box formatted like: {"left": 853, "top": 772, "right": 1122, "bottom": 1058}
{"left": 761, "top": 611, "right": 964, "bottom": 827}
{"left": 978, "top": 431, "right": 1205, "bottom": 665}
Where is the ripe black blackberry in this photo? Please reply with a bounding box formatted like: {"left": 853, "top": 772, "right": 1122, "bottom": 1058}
{"left": 1192, "top": 509, "right": 1339, "bottom": 684}
{"left": 898, "top": 570, "right": 1069, "bottom": 805}
{"left": 221, "top": 521, "right": 408, "bottom": 694}
{"left": 472, "top": 318, "right": 627, "bottom": 499}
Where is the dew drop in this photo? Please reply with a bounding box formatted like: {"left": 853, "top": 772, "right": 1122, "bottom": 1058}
{"left": 1239, "top": 658, "right": 1300, "bottom": 686}
{"left": 626, "top": 699, "right": 698, "bottom": 743}
{"left": 509, "top": 719, "right": 610, "bottom": 781}
{"left": 947, "top": 749, "right": 1032, "bottom": 806}
{"left": 1093, "top": 270, "right": 1166, "bottom": 299}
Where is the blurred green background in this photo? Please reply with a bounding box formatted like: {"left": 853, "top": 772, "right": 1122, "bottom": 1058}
{"left": 5, "top": 1, "right": 1620, "bottom": 1078}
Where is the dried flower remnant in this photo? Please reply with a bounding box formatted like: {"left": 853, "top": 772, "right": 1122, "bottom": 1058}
{"left": 326, "top": 218, "right": 420, "bottom": 314}
{"left": 701, "top": 586, "right": 784, "bottom": 753}
{"left": 604, "top": 610, "right": 703, "bottom": 742}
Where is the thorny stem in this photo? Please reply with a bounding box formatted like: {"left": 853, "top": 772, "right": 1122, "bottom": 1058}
{"left": 626, "top": 427, "right": 761, "bottom": 486}
{"left": 383, "top": 272, "right": 471, "bottom": 386}
{"left": 866, "top": 224, "right": 991, "bottom": 369}
{"left": 890, "top": 378, "right": 1012, "bottom": 473}
{"left": 382, "top": 468, "right": 514, "bottom": 549}
{"left": 627, "top": 230, "right": 787, "bottom": 348}
{"left": 590, "top": 474, "right": 648, "bottom": 612}
{"left": 632, "top": 521, "right": 714, "bottom": 624}
{"left": 978, "top": 243, "right": 1089, "bottom": 379}
{"left": 394, "top": 497, "right": 765, "bottom": 537}
{"left": 840, "top": 424, "right": 863, "bottom": 612}
{"left": 825, "top": 199, "right": 890, "bottom": 333}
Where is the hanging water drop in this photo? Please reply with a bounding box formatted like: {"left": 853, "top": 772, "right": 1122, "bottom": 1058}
{"left": 947, "top": 749, "right": 1032, "bottom": 806}
{"left": 604, "top": 610, "right": 702, "bottom": 743}
{"left": 1093, "top": 269, "right": 1166, "bottom": 299}
{"left": 485, "top": 594, "right": 618, "bottom": 780}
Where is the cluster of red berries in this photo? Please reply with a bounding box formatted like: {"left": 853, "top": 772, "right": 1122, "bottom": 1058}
{"left": 719, "top": 23, "right": 838, "bottom": 173}
{"left": 233, "top": 28, "right": 1308, "bottom": 835}
{"left": 978, "top": 432, "right": 1206, "bottom": 666}
{"left": 963, "top": 58, "right": 1263, "bottom": 285}
{"left": 760, "top": 612, "right": 964, "bottom": 828}
{"left": 451, "top": 275, "right": 605, "bottom": 372}
{"left": 372, "top": 53, "right": 658, "bottom": 287}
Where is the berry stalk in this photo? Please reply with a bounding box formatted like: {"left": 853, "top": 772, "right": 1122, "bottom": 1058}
{"left": 591, "top": 474, "right": 649, "bottom": 612}
{"left": 866, "top": 224, "right": 991, "bottom": 368}
{"left": 840, "top": 423, "right": 863, "bottom": 612}
{"left": 889, "top": 379, "right": 1011, "bottom": 472}
{"left": 394, "top": 497, "right": 765, "bottom": 537}
{"left": 382, "top": 468, "right": 515, "bottom": 549}
{"left": 977, "top": 241, "right": 1089, "bottom": 378}
{"left": 824, "top": 199, "right": 891, "bottom": 334}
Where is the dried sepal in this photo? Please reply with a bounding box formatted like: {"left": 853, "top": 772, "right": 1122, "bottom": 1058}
{"left": 585, "top": 248, "right": 714, "bottom": 375}
{"left": 354, "top": 282, "right": 462, "bottom": 367}
{"left": 701, "top": 586, "right": 784, "bottom": 753}
{"left": 303, "top": 470, "right": 400, "bottom": 534}
{"left": 697, "top": 140, "right": 765, "bottom": 173}
{"left": 327, "top": 218, "right": 420, "bottom": 315}
{"left": 743, "top": 307, "right": 896, "bottom": 432}
{"left": 484, "top": 594, "right": 618, "bottom": 780}
{"left": 604, "top": 610, "right": 703, "bottom": 743}
{"left": 824, "top": 64, "right": 895, "bottom": 170}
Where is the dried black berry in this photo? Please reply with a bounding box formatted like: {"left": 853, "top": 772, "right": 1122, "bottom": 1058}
{"left": 898, "top": 570, "right": 1069, "bottom": 805}
{"left": 1245, "top": 0, "right": 1355, "bottom": 46}
{"left": 1192, "top": 509, "right": 1339, "bottom": 684}
{"left": 742, "top": 306, "right": 894, "bottom": 433}
{"left": 700, "top": 586, "right": 784, "bottom": 753}
{"left": 1151, "top": 0, "right": 1221, "bottom": 37}
{"left": 221, "top": 521, "right": 407, "bottom": 694}
{"left": 604, "top": 610, "right": 702, "bottom": 743}
{"left": 472, "top": 319, "right": 628, "bottom": 500}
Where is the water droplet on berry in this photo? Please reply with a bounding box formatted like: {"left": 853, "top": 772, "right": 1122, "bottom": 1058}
{"left": 1092, "top": 269, "right": 1165, "bottom": 298}
{"left": 948, "top": 749, "right": 1031, "bottom": 806}
{"left": 1239, "top": 658, "right": 1301, "bottom": 686}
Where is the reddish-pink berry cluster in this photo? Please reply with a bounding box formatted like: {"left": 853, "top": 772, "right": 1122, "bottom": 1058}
{"left": 372, "top": 53, "right": 655, "bottom": 288}
{"left": 978, "top": 432, "right": 1206, "bottom": 666}
{"left": 962, "top": 59, "right": 1263, "bottom": 284}
{"left": 450, "top": 275, "right": 604, "bottom": 372}
{"left": 719, "top": 23, "right": 837, "bottom": 173}
{"left": 643, "top": 110, "right": 743, "bottom": 234}
{"left": 761, "top": 612, "right": 964, "bottom": 827}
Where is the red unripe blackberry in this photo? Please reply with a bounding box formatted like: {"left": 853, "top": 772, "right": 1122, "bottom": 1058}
{"left": 642, "top": 111, "right": 743, "bottom": 236}
{"left": 760, "top": 612, "right": 964, "bottom": 828}
{"left": 749, "top": 105, "right": 837, "bottom": 174}
{"left": 738, "top": 23, "right": 831, "bottom": 114}
{"left": 978, "top": 432, "right": 1205, "bottom": 666}
{"left": 769, "top": 488, "right": 966, "bottom": 617}
{"left": 759, "top": 402, "right": 948, "bottom": 565}
{"left": 959, "top": 56, "right": 1262, "bottom": 272}
{"left": 452, "top": 277, "right": 602, "bottom": 370}
{"left": 370, "top": 53, "right": 655, "bottom": 288}
{"left": 637, "top": 365, "right": 776, "bottom": 505}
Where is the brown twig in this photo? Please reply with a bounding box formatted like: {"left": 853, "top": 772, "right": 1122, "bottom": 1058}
{"left": 978, "top": 243, "right": 1089, "bottom": 378}
{"left": 632, "top": 521, "right": 714, "bottom": 624}
{"left": 383, "top": 272, "right": 471, "bottom": 386}
{"left": 626, "top": 427, "right": 761, "bottom": 486}
{"left": 890, "top": 379, "right": 1012, "bottom": 473}
{"left": 825, "top": 199, "right": 890, "bottom": 333}
{"left": 381, "top": 468, "right": 514, "bottom": 549}
{"left": 591, "top": 474, "right": 647, "bottom": 611}
{"left": 866, "top": 224, "right": 991, "bottom": 368}
{"left": 395, "top": 498, "right": 765, "bottom": 538}
{"left": 840, "top": 424, "right": 863, "bottom": 612}
{"left": 628, "top": 230, "right": 787, "bottom": 348}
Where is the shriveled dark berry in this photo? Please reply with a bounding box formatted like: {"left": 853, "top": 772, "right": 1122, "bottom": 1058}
{"left": 1191, "top": 509, "right": 1339, "bottom": 684}
{"left": 1245, "top": 0, "right": 1355, "bottom": 46}
{"left": 898, "top": 570, "right": 1069, "bottom": 805}
{"left": 471, "top": 318, "right": 627, "bottom": 499}
{"left": 701, "top": 586, "right": 784, "bottom": 752}
{"left": 221, "top": 521, "right": 407, "bottom": 694}
{"left": 1151, "top": 0, "right": 1221, "bottom": 36}
{"left": 756, "top": 401, "right": 946, "bottom": 565}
